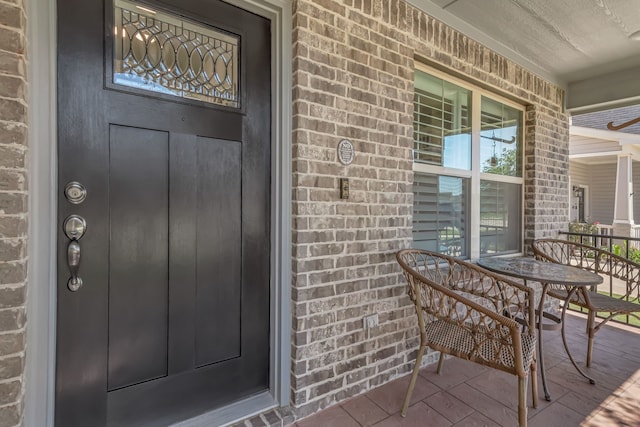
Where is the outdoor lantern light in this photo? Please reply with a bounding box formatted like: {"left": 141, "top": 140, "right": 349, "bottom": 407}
{"left": 490, "top": 141, "right": 498, "bottom": 167}
{"left": 573, "top": 186, "right": 581, "bottom": 198}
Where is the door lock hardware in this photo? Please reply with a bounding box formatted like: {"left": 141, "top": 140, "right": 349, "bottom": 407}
{"left": 64, "top": 181, "right": 87, "bottom": 204}
{"left": 67, "top": 241, "right": 83, "bottom": 291}
{"left": 64, "top": 215, "right": 87, "bottom": 241}
{"left": 63, "top": 215, "right": 87, "bottom": 291}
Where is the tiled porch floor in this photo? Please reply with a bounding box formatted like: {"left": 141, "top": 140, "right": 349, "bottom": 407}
{"left": 293, "top": 312, "right": 640, "bottom": 427}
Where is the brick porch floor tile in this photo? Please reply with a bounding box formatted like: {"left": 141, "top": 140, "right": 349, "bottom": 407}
{"left": 341, "top": 395, "right": 388, "bottom": 426}
{"left": 366, "top": 374, "right": 440, "bottom": 415}
{"left": 447, "top": 383, "right": 517, "bottom": 427}
{"left": 527, "top": 402, "right": 585, "bottom": 427}
{"left": 296, "top": 406, "right": 359, "bottom": 427}
{"left": 419, "top": 357, "right": 488, "bottom": 390}
{"left": 424, "top": 391, "right": 474, "bottom": 423}
{"left": 370, "top": 402, "right": 451, "bottom": 427}
{"left": 451, "top": 412, "right": 501, "bottom": 427}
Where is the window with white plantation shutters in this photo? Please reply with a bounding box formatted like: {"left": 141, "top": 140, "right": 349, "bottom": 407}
{"left": 413, "top": 88, "right": 446, "bottom": 166}
{"left": 413, "top": 71, "right": 471, "bottom": 170}
{"left": 413, "top": 173, "right": 469, "bottom": 257}
{"left": 413, "top": 66, "right": 524, "bottom": 259}
{"left": 479, "top": 180, "right": 521, "bottom": 254}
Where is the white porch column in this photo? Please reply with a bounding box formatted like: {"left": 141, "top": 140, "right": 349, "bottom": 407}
{"left": 613, "top": 154, "right": 634, "bottom": 238}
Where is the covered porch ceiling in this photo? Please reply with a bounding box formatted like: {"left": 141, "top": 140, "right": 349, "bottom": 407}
{"left": 408, "top": 0, "right": 640, "bottom": 113}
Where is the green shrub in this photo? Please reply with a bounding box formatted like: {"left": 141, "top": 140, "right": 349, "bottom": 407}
{"left": 568, "top": 220, "right": 599, "bottom": 245}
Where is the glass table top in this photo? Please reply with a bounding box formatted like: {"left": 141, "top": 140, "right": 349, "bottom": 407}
{"left": 477, "top": 257, "right": 603, "bottom": 286}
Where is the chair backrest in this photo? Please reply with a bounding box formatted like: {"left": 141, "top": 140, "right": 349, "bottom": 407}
{"left": 532, "top": 238, "right": 640, "bottom": 301}
{"left": 396, "top": 249, "right": 536, "bottom": 376}
{"left": 396, "top": 250, "right": 466, "bottom": 324}
{"left": 396, "top": 249, "right": 534, "bottom": 329}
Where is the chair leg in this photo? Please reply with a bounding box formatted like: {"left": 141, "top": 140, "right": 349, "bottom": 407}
{"left": 530, "top": 362, "right": 538, "bottom": 409}
{"left": 586, "top": 311, "right": 596, "bottom": 367}
{"left": 401, "top": 345, "right": 426, "bottom": 417}
{"left": 586, "top": 310, "right": 593, "bottom": 335}
{"left": 436, "top": 352, "right": 445, "bottom": 375}
{"left": 518, "top": 376, "right": 528, "bottom": 427}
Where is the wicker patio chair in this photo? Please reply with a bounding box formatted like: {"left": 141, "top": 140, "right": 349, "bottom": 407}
{"left": 396, "top": 249, "right": 538, "bottom": 427}
{"left": 532, "top": 238, "right": 640, "bottom": 367}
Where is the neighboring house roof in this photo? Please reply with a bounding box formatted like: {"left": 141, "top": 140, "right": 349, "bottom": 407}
{"left": 570, "top": 105, "right": 640, "bottom": 164}
{"left": 572, "top": 104, "right": 640, "bottom": 135}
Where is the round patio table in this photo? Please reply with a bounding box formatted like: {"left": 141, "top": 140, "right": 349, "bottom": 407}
{"left": 477, "top": 256, "right": 603, "bottom": 401}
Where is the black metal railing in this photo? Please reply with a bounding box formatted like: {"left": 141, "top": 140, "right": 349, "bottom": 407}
{"left": 558, "top": 230, "right": 640, "bottom": 327}
{"left": 559, "top": 231, "right": 640, "bottom": 259}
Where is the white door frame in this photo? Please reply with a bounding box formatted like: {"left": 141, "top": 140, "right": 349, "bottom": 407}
{"left": 569, "top": 179, "right": 590, "bottom": 223}
{"left": 25, "top": 0, "right": 292, "bottom": 425}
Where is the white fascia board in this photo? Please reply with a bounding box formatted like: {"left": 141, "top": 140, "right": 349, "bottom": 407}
{"left": 570, "top": 158, "right": 618, "bottom": 166}
{"left": 619, "top": 138, "right": 640, "bottom": 146}
{"left": 570, "top": 126, "right": 640, "bottom": 143}
{"left": 569, "top": 151, "right": 623, "bottom": 159}
{"left": 622, "top": 145, "right": 640, "bottom": 157}
{"left": 570, "top": 147, "right": 640, "bottom": 163}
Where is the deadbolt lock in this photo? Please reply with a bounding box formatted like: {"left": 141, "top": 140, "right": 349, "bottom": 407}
{"left": 64, "top": 181, "right": 87, "bottom": 204}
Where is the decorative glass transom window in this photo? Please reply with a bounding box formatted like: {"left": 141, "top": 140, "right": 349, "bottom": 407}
{"left": 412, "top": 66, "right": 524, "bottom": 259}
{"left": 114, "top": 0, "right": 239, "bottom": 107}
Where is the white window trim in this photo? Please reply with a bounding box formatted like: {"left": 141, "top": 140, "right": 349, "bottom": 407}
{"left": 413, "top": 63, "right": 526, "bottom": 259}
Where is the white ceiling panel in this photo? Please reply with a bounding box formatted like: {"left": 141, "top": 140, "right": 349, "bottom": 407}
{"left": 409, "top": 0, "right": 640, "bottom": 109}
{"left": 440, "top": 0, "right": 640, "bottom": 81}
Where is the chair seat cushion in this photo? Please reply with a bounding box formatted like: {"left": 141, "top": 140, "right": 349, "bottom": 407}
{"left": 548, "top": 289, "right": 639, "bottom": 313}
{"left": 424, "top": 320, "right": 536, "bottom": 374}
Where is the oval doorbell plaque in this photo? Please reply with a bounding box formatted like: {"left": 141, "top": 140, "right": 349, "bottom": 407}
{"left": 337, "top": 139, "right": 355, "bottom": 166}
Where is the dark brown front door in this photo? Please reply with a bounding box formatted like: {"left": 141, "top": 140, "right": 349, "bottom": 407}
{"left": 56, "top": 0, "right": 271, "bottom": 425}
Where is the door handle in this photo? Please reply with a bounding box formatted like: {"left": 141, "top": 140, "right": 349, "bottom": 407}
{"left": 67, "top": 240, "right": 83, "bottom": 291}
{"left": 64, "top": 215, "right": 87, "bottom": 291}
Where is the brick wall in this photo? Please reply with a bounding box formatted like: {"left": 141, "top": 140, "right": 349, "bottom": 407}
{"left": 291, "top": 0, "right": 567, "bottom": 419}
{"left": 0, "top": 0, "right": 28, "bottom": 426}
{"left": 524, "top": 105, "right": 570, "bottom": 246}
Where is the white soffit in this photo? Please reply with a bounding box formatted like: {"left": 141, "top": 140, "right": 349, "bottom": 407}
{"left": 408, "top": 0, "right": 640, "bottom": 110}
{"left": 405, "top": 0, "right": 560, "bottom": 86}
